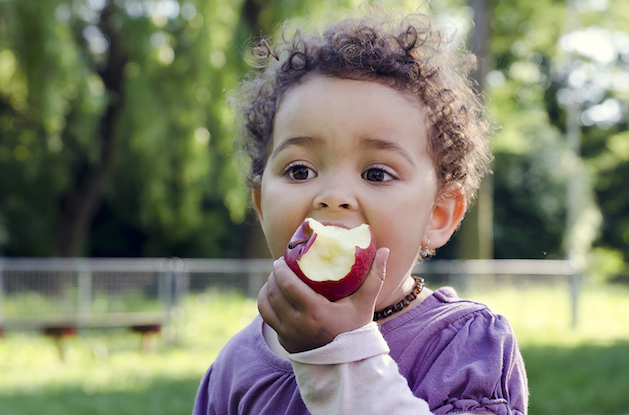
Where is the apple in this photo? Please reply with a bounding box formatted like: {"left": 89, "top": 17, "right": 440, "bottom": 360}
{"left": 284, "top": 218, "right": 376, "bottom": 301}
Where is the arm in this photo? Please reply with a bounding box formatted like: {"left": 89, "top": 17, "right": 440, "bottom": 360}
{"left": 258, "top": 255, "right": 515, "bottom": 414}
{"left": 288, "top": 323, "right": 491, "bottom": 415}
{"left": 288, "top": 322, "right": 432, "bottom": 414}
{"left": 257, "top": 248, "right": 429, "bottom": 413}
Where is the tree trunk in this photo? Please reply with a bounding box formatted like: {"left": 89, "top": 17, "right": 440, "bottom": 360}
{"left": 242, "top": 0, "right": 272, "bottom": 37}
{"left": 458, "top": 0, "right": 494, "bottom": 259}
{"left": 58, "top": 4, "right": 127, "bottom": 257}
{"left": 239, "top": 0, "right": 274, "bottom": 260}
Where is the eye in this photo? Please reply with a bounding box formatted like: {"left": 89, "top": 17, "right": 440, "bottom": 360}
{"left": 362, "top": 167, "right": 394, "bottom": 182}
{"left": 285, "top": 163, "right": 317, "bottom": 180}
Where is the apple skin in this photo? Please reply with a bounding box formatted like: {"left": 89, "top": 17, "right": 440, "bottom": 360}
{"left": 284, "top": 219, "right": 376, "bottom": 301}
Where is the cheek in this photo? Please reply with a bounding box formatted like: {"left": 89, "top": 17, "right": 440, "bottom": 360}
{"left": 261, "top": 211, "right": 293, "bottom": 258}
{"left": 377, "top": 215, "right": 429, "bottom": 269}
{"left": 386, "top": 236, "right": 422, "bottom": 272}
{"left": 266, "top": 234, "right": 288, "bottom": 259}
{"left": 260, "top": 199, "right": 305, "bottom": 259}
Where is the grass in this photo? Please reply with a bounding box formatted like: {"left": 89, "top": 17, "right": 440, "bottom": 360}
{"left": 0, "top": 290, "right": 259, "bottom": 415}
{"left": 463, "top": 283, "right": 629, "bottom": 415}
{"left": 524, "top": 343, "right": 629, "bottom": 415}
{"left": 1, "top": 284, "right": 628, "bottom": 415}
{"left": 464, "top": 283, "right": 629, "bottom": 347}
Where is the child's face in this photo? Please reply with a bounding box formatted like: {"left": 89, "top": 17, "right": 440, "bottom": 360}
{"left": 253, "top": 75, "right": 462, "bottom": 309}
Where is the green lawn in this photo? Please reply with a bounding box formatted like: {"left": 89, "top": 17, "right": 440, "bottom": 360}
{"left": 0, "top": 290, "right": 259, "bottom": 415}
{"left": 466, "top": 284, "right": 629, "bottom": 415}
{"left": 1, "top": 284, "right": 628, "bottom": 415}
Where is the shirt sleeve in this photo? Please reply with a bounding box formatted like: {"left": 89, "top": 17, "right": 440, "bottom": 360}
{"left": 288, "top": 309, "right": 528, "bottom": 415}
{"left": 288, "top": 323, "right": 433, "bottom": 415}
{"left": 416, "top": 310, "right": 529, "bottom": 415}
{"left": 192, "top": 365, "right": 213, "bottom": 415}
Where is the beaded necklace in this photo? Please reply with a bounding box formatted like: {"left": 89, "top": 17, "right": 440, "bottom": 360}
{"left": 373, "top": 276, "right": 425, "bottom": 322}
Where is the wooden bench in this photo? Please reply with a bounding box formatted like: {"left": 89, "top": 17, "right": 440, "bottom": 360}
{"left": 0, "top": 311, "right": 166, "bottom": 358}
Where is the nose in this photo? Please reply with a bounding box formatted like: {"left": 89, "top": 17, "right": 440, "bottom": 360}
{"left": 312, "top": 176, "right": 358, "bottom": 211}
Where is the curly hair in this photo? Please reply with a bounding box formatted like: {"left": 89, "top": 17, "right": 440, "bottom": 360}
{"left": 233, "top": 12, "right": 493, "bottom": 203}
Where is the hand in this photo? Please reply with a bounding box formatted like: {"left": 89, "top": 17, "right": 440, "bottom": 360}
{"left": 258, "top": 247, "right": 389, "bottom": 354}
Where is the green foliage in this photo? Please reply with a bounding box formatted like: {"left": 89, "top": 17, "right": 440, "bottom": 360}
{"left": 587, "top": 246, "right": 626, "bottom": 283}
{"left": 1, "top": 0, "right": 628, "bottom": 273}
{"left": 483, "top": 0, "right": 629, "bottom": 270}
{"left": 586, "top": 128, "right": 629, "bottom": 270}
{"left": 0, "top": 0, "right": 251, "bottom": 257}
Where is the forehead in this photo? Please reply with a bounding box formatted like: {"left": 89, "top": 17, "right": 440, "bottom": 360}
{"left": 271, "top": 76, "right": 429, "bottom": 152}
{"left": 277, "top": 75, "right": 421, "bottom": 114}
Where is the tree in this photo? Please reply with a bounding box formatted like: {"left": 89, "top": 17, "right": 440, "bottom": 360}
{"left": 0, "top": 0, "right": 250, "bottom": 257}
{"left": 485, "top": 0, "right": 629, "bottom": 275}
{"left": 0, "top": 0, "right": 362, "bottom": 258}
{"left": 2, "top": 0, "right": 628, "bottom": 275}
{"left": 456, "top": 0, "right": 494, "bottom": 260}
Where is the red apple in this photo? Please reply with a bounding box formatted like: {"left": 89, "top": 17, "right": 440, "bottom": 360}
{"left": 284, "top": 218, "right": 376, "bottom": 301}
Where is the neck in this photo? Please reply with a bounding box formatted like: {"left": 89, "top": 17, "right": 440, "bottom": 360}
{"left": 374, "top": 276, "right": 431, "bottom": 324}
{"left": 375, "top": 274, "right": 416, "bottom": 310}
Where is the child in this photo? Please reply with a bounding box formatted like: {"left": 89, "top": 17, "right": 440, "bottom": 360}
{"left": 193, "top": 10, "right": 528, "bottom": 415}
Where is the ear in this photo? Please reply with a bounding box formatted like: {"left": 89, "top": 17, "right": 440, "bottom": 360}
{"left": 425, "top": 187, "right": 466, "bottom": 249}
{"left": 251, "top": 175, "right": 264, "bottom": 224}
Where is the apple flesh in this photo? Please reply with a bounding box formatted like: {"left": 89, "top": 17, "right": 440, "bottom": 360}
{"left": 284, "top": 218, "right": 376, "bottom": 301}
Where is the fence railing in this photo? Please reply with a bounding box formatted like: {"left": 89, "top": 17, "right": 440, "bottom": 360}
{"left": 0, "top": 257, "right": 582, "bottom": 336}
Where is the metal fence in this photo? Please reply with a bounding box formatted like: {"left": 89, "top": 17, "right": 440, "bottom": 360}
{"left": 0, "top": 257, "right": 581, "bottom": 336}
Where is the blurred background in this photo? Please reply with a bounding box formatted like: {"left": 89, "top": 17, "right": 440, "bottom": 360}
{"left": 0, "top": 0, "right": 628, "bottom": 414}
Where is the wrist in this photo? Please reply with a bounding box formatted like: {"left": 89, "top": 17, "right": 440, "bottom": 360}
{"left": 289, "top": 322, "right": 388, "bottom": 365}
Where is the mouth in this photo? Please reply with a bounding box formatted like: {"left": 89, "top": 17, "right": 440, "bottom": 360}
{"left": 310, "top": 219, "right": 356, "bottom": 230}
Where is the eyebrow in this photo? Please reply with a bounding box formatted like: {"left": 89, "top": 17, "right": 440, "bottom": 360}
{"left": 270, "top": 135, "right": 417, "bottom": 167}
{"left": 270, "top": 136, "right": 322, "bottom": 160}
{"left": 360, "top": 137, "right": 416, "bottom": 167}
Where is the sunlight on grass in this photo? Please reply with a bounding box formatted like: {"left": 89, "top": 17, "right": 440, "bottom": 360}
{"left": 462, "top": 283, "right": 629, "bottom": 347}
{"left": 1, "top": 284, "right": 628, "bottom": 415}
{"left": 0, "top": 289, "right": 259, "bottom": 399}
{"left": 447, "top": 283, "right": 629, "bottom": 415}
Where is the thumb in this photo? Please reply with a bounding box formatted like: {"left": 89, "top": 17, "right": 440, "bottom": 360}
{"left": 349, "top": 247, "right": 389, "bottom": 307}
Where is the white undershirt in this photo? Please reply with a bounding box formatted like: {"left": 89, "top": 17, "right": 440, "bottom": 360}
{"left": 263, "top": 322, "right": 490, "bottom": 415}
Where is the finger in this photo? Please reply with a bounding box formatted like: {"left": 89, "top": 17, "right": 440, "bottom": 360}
{"left": 266, "top": 266, "right": 299, "bottom": 313}
{"left": 347, "top": 247, "right": 389, "bottom": 307}
{"left": 372, "top": 247, "right": 389, "bottom": 282}
{"left": 267, "top": 264, "right": 320, "bottom": 331}
{"left": 271, "top": 258, "right": 322, "bottom": 311}
{"left": 258, "top": 281, "right": 283, "bottom": 330}
{"left": 258, "top": 259, "right": 297, "bottom": 326}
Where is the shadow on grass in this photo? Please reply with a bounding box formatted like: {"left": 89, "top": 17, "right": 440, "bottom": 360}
{"left": 0, "top": 376, "right": 201, "bottom": 415}
{"left": 523, "top": 341, "right": 629, "bottom": 415}
{"left": 4, "top": 342, "right": 629, "bottom": 415}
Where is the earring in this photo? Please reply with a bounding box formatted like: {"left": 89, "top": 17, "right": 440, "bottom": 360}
{"left": 420, "top": 238, "right": 430, "bottom": 259}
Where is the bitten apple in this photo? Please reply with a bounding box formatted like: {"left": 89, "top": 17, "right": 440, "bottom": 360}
{"left": 284, "top": 218, "right": 376, "bottom": 301}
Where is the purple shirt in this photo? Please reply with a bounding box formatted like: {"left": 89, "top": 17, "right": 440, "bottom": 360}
{"left": 193, "top": 287, "right": 528, "bottom": 415}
